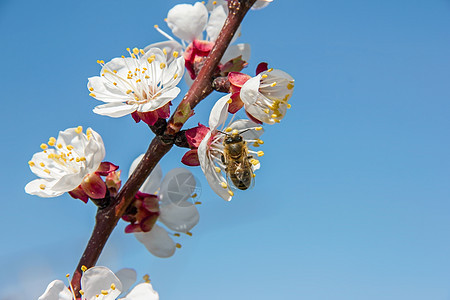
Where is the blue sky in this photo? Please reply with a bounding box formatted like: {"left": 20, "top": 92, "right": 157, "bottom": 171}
{"left": 1, "top": 0, "right": 450, "bottom": 299}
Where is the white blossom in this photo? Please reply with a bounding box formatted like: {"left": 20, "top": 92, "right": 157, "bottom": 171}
{"left": 128, "top": 157, "right": 200, "bottom": 258}
{"left": 240, "top": 68, "right": 295, "bottom": 124}
{"left": 38, "top": 267, "right": 158, "bottom": 300}
{"left": 151, "top": 1, "right": 250, "bottom": 65}
{"left": 198, "top": 94, "right": 264, "bottom": 201}
{"left": 25, "top": 126, "right": 105, "bottom": 198}
{"left": 88, "top": 47, "right": 184, "bottom": 118}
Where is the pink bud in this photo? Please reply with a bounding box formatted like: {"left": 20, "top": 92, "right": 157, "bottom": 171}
{"left": 81, "top": 173, "right": 107, "bottom": 199}
{"left": 68, "top": 185, "right": 89, "bottom": 203}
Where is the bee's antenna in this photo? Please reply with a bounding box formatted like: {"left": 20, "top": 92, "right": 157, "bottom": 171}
{"left": 239, "top": 129, "right": 251, "bottom": 134}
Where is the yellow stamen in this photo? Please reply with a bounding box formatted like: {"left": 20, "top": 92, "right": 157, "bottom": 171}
{"left": 191, "top": 193, "right": 197, "bottom": 198}
{"left": 252, "top": 173, "right": 256, "bottom": 178}
{"left": 160, "top": 63, "right": 166, "bottom": 69}
{"left": 57, "top": 143, "right": 62, "bottom": 149}
{"left": 147, "top": 57, "right": 154, "bottom": 63}
{"left": 175, "top": 243, "right": 182, "bottom": 249}
{"left": 111, "top": 283, "right": 116, "bottom": 290}
{"left": 225, "top": 127, "right": 233, "bottom": 133}
{"left": 232, "top": 129, "right": 239, "bottom": 135}
{"left": 80, "top": 290, "right": 84, "bottom": 295}
{"left": 113, "top": 82, "right": 117, "bottom": 85}
{"left": 140, "top": 49, "right": 145, "bottom": 55}
{"left": 186, "top": 232, "right": 193, "bottom": 236}
{"left": 174, "top": 233, "right": 181, "bottom": 237}
{"left": 220, "top": 182, "right": 228, "bottom": 188}
{"left": 126, "top": 90, "right": 132, "bottom": 94}
{"left": 113, "top": 70, "right": 117, "bottom": 74}
{"left": 287, "top": 103, "right": 292, "bottom": 109}
{"left": 143, "top": 274, "right": 150, "bottom": 283}
{"left": 263, "top": 108, "right": 270, "bottom": 114}
{"left": 261, "top": 74, "right": 268, "bottom": 79}
{"left": 89, "top": 87, "right": 94, "bottom": 91}
{"left": 131, "top": 53, "right": 136, "bottom": 59}
{"left": 257, "top": 139, "right": 264, "bottom": 144}
{"left": 227, "top": 98, "right": 232, "bottom": 104}
{"left": 48, "top": 137, "right": 56, "bottom": 146}
{"left": 173, "top": 73, "right": 178, "bottom": 79}
{"left": 28, "top": 161, "right": 35, "bottom": 167}
{"left": 43, "top": 169, "right": 50, "bottom": 174}
{"left": 228, "top": 190, "right": 234, "bottom": 196}
{"left": 67, "top": 145, "right": 74, "bottom": 150}
{"left": 255, "top": 127, "right": 263, "bottom": 131}
{"left": 39, "top": 184, "right": 46, "bottom": 190}
{"left": 89, "top": 93, "right": 96, "bottom": 97}
{"left": 65, "top": 274, "right": 70, "bottom": 278}
{"left": 132, "top": 48, "right": 139, "bottom": 55}
{"left": 215, "top": 166, "right": 221, "bottom": 173}
{"left": 270, "top": 82, "right": 277, "bottom": 87}
{"left": 271, "top": 114, "right": 278, "bottom": 118}
{"left": 163, "top": 48, "right": 167, "bottom": 55}
{"left": 39, "top": 162, "right": 45, "bottom": 167}
{"left": 40, "top": 143, "right": 48, "bottom": 150}
{"left": 250, "top": 159, "right": 259, "bottom": 166}
{"left": 195, "top": 201, "right": 202, "bottom": 205}
{"left": 267, "top": 68, "right": 273, "bottom": 72}
{"left": 287, "top": 83, "right": 294, "bottom": 90}
{"left": 101, "top": 290, "right": 108, "bottom": 295}
{"left": 81, "top": 265, "right": 87, "bottom": 272}
{"left": 257, "top": 151, "right": 264, "bottom": 157}
{"left": 154, "top": 24, "right": 159, "bottom": 28}
{"left": 173, "top": 51, "right": 179, "bottom": 58}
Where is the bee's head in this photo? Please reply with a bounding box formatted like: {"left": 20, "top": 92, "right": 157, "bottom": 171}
{"left": 224, "top": 129, "right": 243, "bottom": 144}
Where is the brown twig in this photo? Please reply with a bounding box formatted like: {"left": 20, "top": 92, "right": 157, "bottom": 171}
{"left": 71, "top": 0, "right": 256, "bottom": 295}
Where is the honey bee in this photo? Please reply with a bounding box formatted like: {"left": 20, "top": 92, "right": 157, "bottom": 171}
{"left": 221, "top": 129, "right": 254, "bottom": 190}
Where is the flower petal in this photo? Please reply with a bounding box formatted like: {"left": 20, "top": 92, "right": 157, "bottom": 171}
{"left": 93, "top": 102, "right": 137, "bottom": 118}
{"left": 160, "top": 201, "right": 199, "bottom": 233}
{"left": 134, "top": 225, "right": 176, "bottom": 258}
{"left": 252, "top": 0, "right": 273, "bottom": 10}
{"left": 129, "top": 154, "right": 163, "bottom": 195}
{"left": 114, "top": 268, "right": 137, "bottom": 294}
{"left": 38, "top": 280, "right": 72, "bottom": 300}
{"left": 209, "top": 94, "right": 231, "bottom": 130}
{"left": 222, "top": 43, "right": 251, "bottom": 64}
{"left": 206, "top": 4, "right": 227, "bottom": 41}
{"left": 121, "top": 283, "right": 159, "bottom": 300}
{"left": 144, "top": 40, "right": 183, "bottom": 64}
{"left": 167, "top": 2, "right": 208, "bottom": 41}
{"left": 160, "top": 168, "right": 198, "bottom": 206}
{"left": 25, "top": 179, "right": 64, "bottom": 198}
{"left": 198, "top": 132, "right": 232, "bottom": 201}
{"left": 81, "top": 266, "right": 122, "bottom": 300}
{"left": 181, "top": 149, "right": 200, "bottom": 166}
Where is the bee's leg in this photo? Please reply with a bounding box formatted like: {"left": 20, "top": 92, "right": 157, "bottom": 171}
{"left": 247, "top": 155, "right": 253, "bottom": 159}
{"left": 221, "top": 154, "right": 225, "bottom": 164}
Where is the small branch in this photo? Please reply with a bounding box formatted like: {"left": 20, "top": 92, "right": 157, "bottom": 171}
{"left": 165, "top": 0, "right": 257, "bottom": 135}
{"left": 70, "top": 0, "right": 256, "bottom": 295}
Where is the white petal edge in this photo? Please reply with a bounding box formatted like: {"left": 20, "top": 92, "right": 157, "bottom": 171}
{"left": 129, "top": 154, "right": 163, "bottom": 195}
{"left": 209, "top": 94, "right": 231, "bottom": 130}
{"left": 38, "top": 280, "right": 72, "bottom": 300}
{"left": 167, "top": 2, "right": 208, "bottom": 41}
{"left": 159, "top": 202, "right": 200, "bottom": 233}
{"left": 81, "top": 266, "right": 122, "bottom": 300}
{"left": 134, "top": 225, "right": 176, "bottom": 258}
{"left": 121, "top": 283, "right": 159, "bottom": 300}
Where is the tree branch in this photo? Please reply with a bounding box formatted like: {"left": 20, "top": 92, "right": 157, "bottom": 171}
{"left": 71, "top": 0, "right": 256, "bottom": 295}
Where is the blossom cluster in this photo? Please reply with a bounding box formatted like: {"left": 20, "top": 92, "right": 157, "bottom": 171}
{"left": 25, "top": 0, "right": 294, "bottom": 297}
